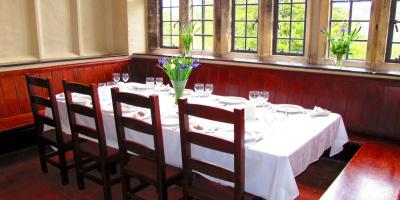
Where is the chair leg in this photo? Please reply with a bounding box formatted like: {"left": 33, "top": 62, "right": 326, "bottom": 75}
{"left": 102, "top": 163, "right": 112, "bottom": 200}
{"left": 37, "top": 143, "right": 48, "bottom": 173}
{"left": 75, "top": 156, "right": 85, "bottom": 190}
{"left": 120, "top": 169, "right": 130, "bottom": 200}
{"left": 58, "top": 151, "right": 69, "bottom": 185}
{"left": 157, "top": 185, "right": 168, "bottom": 200}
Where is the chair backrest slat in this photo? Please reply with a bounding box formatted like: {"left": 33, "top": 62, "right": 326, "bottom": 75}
{"left": 25, "top": 74, "right": 64, "bottom": 147}
{"left": 188, "top": 131, "right": 234, "bottom": 154}
{"left": 118, "top": 116, "right": 154, "bottom": 136}
{"left": 111, "top": 88, "right": 166, "bottom": 181}
{"left": 178, "top": 98, "right": 245, "bottom": 199}
{"left": 63, "top": 80, "right": 108, "bottom": 158}
{"left": 125, "top": 140, "right": 156, "bottom": 160}
{"left": 73, "top": 124, "right": 99, "bottom": 140}
{"left": 190, "top": 159, "right": 235, "bottom": 182}
{"left": 69, "top": 104, "right": 96, "bottom": 118}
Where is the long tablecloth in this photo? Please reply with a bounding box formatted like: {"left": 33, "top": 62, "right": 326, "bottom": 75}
{"left": 46, "top": 84, "right": 348, "bottom": 199}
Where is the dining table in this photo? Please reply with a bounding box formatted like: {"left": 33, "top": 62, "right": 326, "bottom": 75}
{"left": 45, "top": 82, "right": 348, "bottom": 200}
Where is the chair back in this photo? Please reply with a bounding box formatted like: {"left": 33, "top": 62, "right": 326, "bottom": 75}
{"left": 26, "top": 75, "right": 64, "bottom": 144}
{"left": 178, "top": 98, "right": 245, "bottom": 199}
{"left": 62, "top": 81, "right": 108, "bottom": 158}
{"left": 110, "top": 88, "right": 166, "bottom": 180}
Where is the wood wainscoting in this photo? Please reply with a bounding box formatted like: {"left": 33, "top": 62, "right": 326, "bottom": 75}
{"left": 0, "top": 58, "right": 129, "bottom": 132}
{"left": 130, "top": 57, "right": 400, "bottom": 142}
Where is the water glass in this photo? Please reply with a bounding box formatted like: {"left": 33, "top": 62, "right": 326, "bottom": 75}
{"left": 122, "top": 73, "right": 129, "bottom": 83}
{"left": 155, "top": 77, "right": 164, "bottom": 87}
{"left": 112, "top": 73, "right": 120, "bottom": 83}
{"left": 146, "top": 77, "right": 155, "bottom": 88}
{"left": 249, "top": 91, "right": 260, "bottom": 102}
{"left": 205, "top": 84, "right": 213, "bottom": 95}
{"left": 259, "top": 91, "right": 269, "bottom": 105}
{"left": 194, "top": 83, "right": 204, "bottom": 96}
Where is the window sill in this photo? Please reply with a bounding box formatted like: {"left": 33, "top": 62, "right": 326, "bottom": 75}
{"left": 131, "top": 52, "right": 400, "bottom": 80}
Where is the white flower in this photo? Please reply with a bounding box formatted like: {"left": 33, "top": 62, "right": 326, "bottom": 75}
{"left": 170, "top": 64, "right": 176, "bottom": 69}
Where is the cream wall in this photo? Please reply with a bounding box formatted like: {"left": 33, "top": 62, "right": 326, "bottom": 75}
{"left": 0, "top": 0, "right": 147, "bottom": 66}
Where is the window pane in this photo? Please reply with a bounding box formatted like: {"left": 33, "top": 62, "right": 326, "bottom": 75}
{"left": 204, "top": 21, "right": 213, "bottom": 35}
{"left": 331, "top": 2, "right": 350, "bottom": 21}
{"left": 390, "top": 44, "right": 400, "bottom": 60}
{"left": 348, "top": 42, "right": 367, "bottom": 60}
{"left": 352, "top": 2, "right": 371, "bottom": 20}
{"left": 247, "top": 5, "right": 258, "bottom": 20}
{"left": 171, "top": 8, "right": 179, "bottom": 21}
{"left": 162, "top": 0, "right": 171, "bottom": 7}
{"left": 162, "top": 8, "right": 171, "bottom": 20}
{"left": 193, "top": 22, "right": 203, "bottom": 35}
{"left": 247, "top": 23, "right": 258, "bottom": 37}
{"left": 163, "top": 36, "right": 171, "bottom": 47}
{"left": 204, "top": 36, "right": 213, "bottom": 51}
{"left": 171, "top": 36, "right": 179, "bottom": 47}
{"left": 191, "top": 0, "right": 214, "bottom": 51}
{"left": 235, "top": 22, "right": 246, "bottom": 37}
{"left": 193, "top": 6, "right": 202, "bottom": 20}
{"left": 235, "top": 6, "right": 246, "bottom": 21}
{"left": 235, "top": 38, "right": 246, "bottom": 50}
{"left": 192, "top": 0, "right": 202, "bottom": 6}
{"left": 193, "top": 36, "right": 203, "bottom": 50}
{"left": 273, "top": 0, "right": 307, "bottom": 56}
{"left": 205, "top": 6, "right": 213, "bottom": 20}
{"left": 247, "top": 38, "right": 258, "bottom": 51}
{"left": 386, "top": 0, "right": 400, "bottom": 62}
{"left": 171, "top": 0, "right": 179, "bottom": 7}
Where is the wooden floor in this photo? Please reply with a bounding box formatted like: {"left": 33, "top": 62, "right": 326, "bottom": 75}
{"left": 0, "top": 147, "right": 346, "bottom": 200}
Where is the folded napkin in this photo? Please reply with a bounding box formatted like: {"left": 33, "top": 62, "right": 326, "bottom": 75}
{"left": 310, "top": 106, "right": 331, "bottom": 117}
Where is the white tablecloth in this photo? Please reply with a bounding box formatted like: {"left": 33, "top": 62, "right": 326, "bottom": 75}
{"left": 46, "top": 84, "right": 348, "bottom": 200}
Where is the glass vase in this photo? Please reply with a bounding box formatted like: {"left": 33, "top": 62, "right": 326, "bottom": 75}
{"left": 171, "top": 80, "right": 187, "bottom": 104}
{"left": 335, "top": 54, "right": 344, "bottom": 68}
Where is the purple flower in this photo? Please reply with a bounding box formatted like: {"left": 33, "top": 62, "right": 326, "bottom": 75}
{"left": 158, "top": 57, "right": 168, "bottom": 67}
{"left": 192, "top": 58, "right": 200, "bottom": 68}
{"left": 340, "top": 25, "right": 346, "bottom": 35}
{"left": 182, "top": 52, "right": 186, "bottom": 57}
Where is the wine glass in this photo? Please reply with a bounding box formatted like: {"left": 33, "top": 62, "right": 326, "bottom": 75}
{"left": 194, "top": 83, "right": 204, "bottom": 96}
{"left": 112, "top": 73, "right": 120, "bottom": 84}
{"left": 249, "top": 91, "right": 260, "bottom": 103}
{"left": 146, "top": 77, "right": 155, "bottom": 88}
{"left": 122, "top": 73, "right": 129, "bottom": 83}
{"left": 205, "top": 84, "right": 213, "bottom": 95}
{"left": 155, "top": 77, "right": 164, "bottom": 88}
{"left": 259, "top": 91, "right": 269, "bottom": 106}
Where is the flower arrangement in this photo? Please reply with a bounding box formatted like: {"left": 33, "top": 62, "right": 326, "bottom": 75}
{"left": 157, "top": 24, "right": 201, "bottom": 103}
{"left": 321, "top": 26, "right": 361, "bottom": 67}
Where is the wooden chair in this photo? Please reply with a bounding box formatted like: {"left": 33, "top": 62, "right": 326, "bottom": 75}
{"left": 25, "top": 74, "right": 74, "bottom": 185}
{"left": 63, "top": 80, "right": 120, "bottom": 200}
{"left": 178, "top": 98, "right": 256, "bottom": 200}
{"left": 111, "top": 87, "right": 182, "bottom": 200}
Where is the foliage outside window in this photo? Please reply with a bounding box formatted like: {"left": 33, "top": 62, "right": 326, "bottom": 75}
{"left": 273, "top": 0, "right": 307, "bottom": 56}
{"left": 191, "top": 0, "right": 214, "bottom": 51}
{"left": 328, "top": 0, "right": 371, "bottom": 60}
{"left": 160, "top": 0, "right": 180, "bottom": 48}
{"left": 386, "top": 0, "right": 400, "bottom": 62}
{"left": 232, "top": 0, "right": 259, "bottom": 52}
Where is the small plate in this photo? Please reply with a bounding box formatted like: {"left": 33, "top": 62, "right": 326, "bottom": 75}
{"left": 218, "top": 96, "right": 247, "bottom": 105}
{"left": 274, "top": 104, "right": 304, "bottom": 113}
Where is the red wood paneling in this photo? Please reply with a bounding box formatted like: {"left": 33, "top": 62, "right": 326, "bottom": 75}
{"left": 130, "top": 57, "right": 400, "bottom": 141}
{"left": 0, "top": 58, "right": 129, "bottom": 132}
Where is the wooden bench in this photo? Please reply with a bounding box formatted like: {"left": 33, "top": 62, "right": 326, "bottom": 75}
{"left": 321, "top": 143, "right": 400, "bottom": 200}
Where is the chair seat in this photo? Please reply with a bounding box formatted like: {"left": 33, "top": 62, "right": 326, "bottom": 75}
{"left": 79, "top": 140, "right": 119, "bottom": 162}
{"left": 125, "top": 156, "right": 182, "bottom": 184}
{"left": 40, "top": 129, "right": 72, "bottom": 148}
{"left": 189, "top": 175, "right": 257, "bottom": 200}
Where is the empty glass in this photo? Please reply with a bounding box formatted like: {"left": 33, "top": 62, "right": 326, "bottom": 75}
{"left": 194, "top": 83, "right": 204, "bottom": 96}
{"left": 146, "top": 77, "right": 155, "bottom": 88}
{"left": 205, "top": 84, "right": 213, "bottom": 95}
{"left": 155, "top": 77, "right": 163, "bottom": 87}
{"left": 122, "top": 73, "right": 129, "bottom": 83}
{"left": 249, "top": 91, "right": 260, "bottom": 102}
{"left": 112, "top": 73, "right": 120, "bottom": 84}
{"left": 259, "top": 91, "right": 269, "bottom": 105}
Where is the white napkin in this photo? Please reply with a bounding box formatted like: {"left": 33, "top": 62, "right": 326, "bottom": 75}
{"left": 310, "top": 106, "right": 331, "bottom": 117}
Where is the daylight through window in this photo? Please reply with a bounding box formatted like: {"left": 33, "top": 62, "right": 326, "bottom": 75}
{"left": 328, "top": 0, "right": 371, "bottom": 60}
{"left": 232, "top": 0, "right": 259, "bottom": 52}
{"left": 273, "top": 0, "right": 307, "bottom": 56}
{"left": 160, "top": 0, "right": 180, "bottom": 48}
{"left": 191, "top": 0, "right": 214, "bottom": 51}
{"left": 386, "top": 0, "right": 400, "bottom": 62}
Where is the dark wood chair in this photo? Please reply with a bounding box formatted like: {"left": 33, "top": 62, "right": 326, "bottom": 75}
{"left": 178, "top": 98, "right": 257, "bottom": 200}
{"left": 111, "top": 87, "right": 182, "bottom": 200}
{"left": 25, "top": 74, "right": 74, "bottom": 185}
{"left": 63, "top": 80, "right": 120, "bottom": 200}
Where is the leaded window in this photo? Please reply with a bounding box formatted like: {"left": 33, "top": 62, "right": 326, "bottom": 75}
{"left": 191, "top": 0, "right": 214, "bottom": 51}
{"left": 386, "top": 0, "right": 400, "bottom": 62}
{"left": 160, "top": 0, "right": 180, "bottom": 48}
{"left": 273, "top": 0, "right": 307, "bottom": 56}
{"left": 328, "top": 0, "right": 371, "bottom": 60}
{"left": 232, "top": 0, "right": 259, "bottom": 52}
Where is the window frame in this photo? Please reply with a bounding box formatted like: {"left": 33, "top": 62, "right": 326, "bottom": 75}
{"left": 231, "top": 0, "right": 260, "bottom": 53}
{"left": 191, "top": 0, "right": 214, "bottom": 51}
{"left": 386, "top": 0, "right": 400, "bottom": 63}
{"left": 272, "top": 0, "right": 308, "bottom": 56}
{"left": 160, "top": 0, "right": 180, "bottom": 49}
